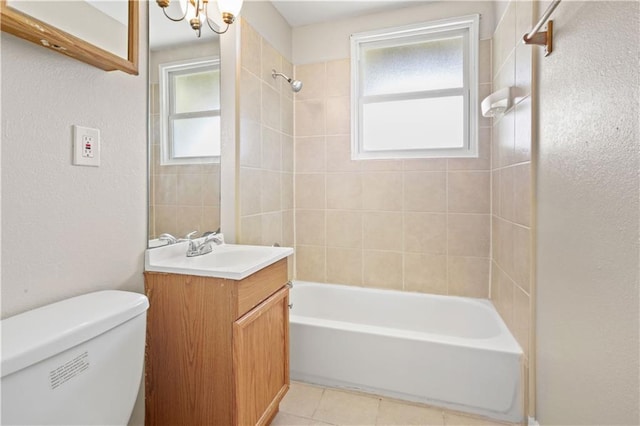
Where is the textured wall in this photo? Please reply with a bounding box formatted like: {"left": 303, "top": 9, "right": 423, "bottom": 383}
{"left": 1, "top": 27, "right": 148, "bottom": 318}
{"left": 489, "top": 0, "right": 534, "bottom": 417}
{"left": 536, "top": 1, "right": 639, "bottom": 424}
{"left": 292, "top": 4, "right": 493, "bottom": 297}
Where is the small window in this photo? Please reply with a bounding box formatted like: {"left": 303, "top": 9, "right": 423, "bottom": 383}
{"left": 159, "top": 57, "right": 221, "bottom": 165}
{"left": 351, "top": 15, "right": 479, "bottom": 159}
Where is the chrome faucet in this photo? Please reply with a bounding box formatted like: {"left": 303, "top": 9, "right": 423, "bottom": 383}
{"left": 187, "top": 232, "right": 224, "bottom": 257}
{"left": 158, "top": 233, "right": 179, "bottom": 244}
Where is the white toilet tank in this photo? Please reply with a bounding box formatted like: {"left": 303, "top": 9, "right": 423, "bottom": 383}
{"left": 1, "top": 290, "right": 149, "bottom": 425}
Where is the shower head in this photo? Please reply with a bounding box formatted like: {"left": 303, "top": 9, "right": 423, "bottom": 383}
{"left": 272, "top": 69, "right": 303, "bottom": 93}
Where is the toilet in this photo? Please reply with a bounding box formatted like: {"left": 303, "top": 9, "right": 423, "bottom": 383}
{"left": 1, "top": 290, "right": 149, "bottom": 425}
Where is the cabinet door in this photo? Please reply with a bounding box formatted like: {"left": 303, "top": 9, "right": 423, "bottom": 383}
{"left": 233, "top": 286, "right": 290, "bottom": 426}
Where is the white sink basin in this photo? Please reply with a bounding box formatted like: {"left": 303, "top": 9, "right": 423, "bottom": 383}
{"left": 145, "top": 242, "right": 294, "bottom": 280}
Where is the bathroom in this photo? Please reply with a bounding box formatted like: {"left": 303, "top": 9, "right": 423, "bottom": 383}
{"left": 1, "top": 0, "right": 638, "bottom": 425}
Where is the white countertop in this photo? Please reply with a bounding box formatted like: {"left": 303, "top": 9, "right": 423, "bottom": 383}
{"left": 145, "top": 242, "right": 294, "bottom": 280}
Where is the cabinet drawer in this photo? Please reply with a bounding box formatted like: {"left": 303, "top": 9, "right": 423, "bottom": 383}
{"left": 234, "top": 259, "right": 288, "bottom": 318}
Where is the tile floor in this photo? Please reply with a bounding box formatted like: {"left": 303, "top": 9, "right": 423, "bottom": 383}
{"left": 273, "top": 382, "right": 517, "bottom": 426}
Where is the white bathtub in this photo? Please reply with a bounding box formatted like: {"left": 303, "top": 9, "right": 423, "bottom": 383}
{"left": 289, "top": 281, "right": 523, "bottom": 423}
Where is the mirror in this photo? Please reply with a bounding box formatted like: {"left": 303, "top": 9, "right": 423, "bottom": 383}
{"left": 0, "top": 0, "right": 138, "bottom": 75}
{"left": 148, "top": 1, "right": 222, "bottom": 247}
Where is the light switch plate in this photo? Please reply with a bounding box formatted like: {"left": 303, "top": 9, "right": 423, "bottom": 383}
{"left": 73, "top": 125, "right": 100, "bottom": 167}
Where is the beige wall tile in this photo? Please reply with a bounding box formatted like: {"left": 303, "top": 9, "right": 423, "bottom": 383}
{"left": 363, "top": 211, "right": 403, "bottom": 251}
{"left": 498, "top": 218, "right": 515, "bottom": 280}
{"left": 492, "top": 170, "right": 500, "bottom": 219}
{"left": 478, "top": 83, "right": 493, "bottom": 128}
{"left": 282, "top": 134, "right": 294, "bottom": 172}
{"left": 295, "top": 63, "right": 326, "bottom": 101}
{"left": 448, "top": 127, "right": 491, "bottom": 171}
{"left": 514, "top": 163, "right": 531, "bottom": 226}
{"left": 202, "top": 206, "right": 220, "bottom": 233}
{"left": 363, "top": 250, "right": 403, "bottom": 290}
{"left": 514, "top": 285, "right": 531, "bottom": 359}
{"left": 261, "top": 40, "right": 282, "bottom": 90}
{"left": 296, "top": 210, "right": 325, "bottom": 246}
{"left": 295, "top": 174, "right": 325, "bottom": 210}
{"left": 281, "top": 95, "right": 294, "bottom": 136}
{"left": 404, "top": 254, "right": 447, "bottom": 295}
{"left": 479, "top": 39, "right": 492, "bottom": 85}
{"left": 448, "top": 171, "right": 491, "bottom": 214}
{"left": 496, "top": 2, "right": 516, "bottom": 73}
{"left": 515, "top": 42, "right": 533, "bottom": 102}
{"left": 326, "top": 248, "right": 362, "bottom": 286}
{"left": 499, "top": 166, "right": 515, "bottom": 222}
{"left": 402, "top": 158, "right": 447, "bottom": 171}
{"left": 492, "top": 216, "right": 501, "bottom": 266}
{"left": 447, "top": 256, "right": 490, "bottom": 298}
{"left": 240, "top": 69, "right": 261, "bottom": 122}
{"left": 202, "top": 173, "right": 220, "bottom": 206}
{"left": 262, "top": 82, "right": 281, "bottom": 130}
{"left": 240, "top": 214, "right": 262, "bottom": 245}
{"left": 404, "top": 172, "right": 446, "bottom": 212}
{"left": 514, "top": 96, "right": 532, "bottom": 163}
{"left": 239, "top": 119, "right": 261, "bottom": 167}
{"left": 262, "top": 127, "right": 281, "bottom": 171}
{"left": 240, "top": 167, "right": 262, "bottom": 216}
{"left": 261, "top": 170, "right": 281, "bottom": 213}
{"left": 176, "top": 174, "right": 202, "bottom": 206}
{"left": 282, "top": 210, "right": 294, "bottom": 247}
{"left": 326, "top": 96, "right": 350, "bottom": 135}
{"left": 296, "top": 137, "right": 326, "bottom": 172}
{"left": 448, "top": 214, "right": 490, "bottom": 257}
{"left": 497, "top": 111, "right": 515, "bottom": 168}
{"left": 176, "top": 206, "right": 202, "bottom": 236}
{"left": 326, "top": 135, "right": 360, "bottom": 172}
{"left": 295, "top": 245, "right": 326, "bottom": 282}
{"left": 326, "top": 173, "right": 362, "bottom": 210}
{"left": 403, "top": 212, "right": 447, "bottom": 255}
{"left": 362, "top": 172, "right": 403, "bottom": 211}
{"left": 281, "top": 172, "right": 294, "bottom": 210}
{"left": 155, "top": 205, "right": 177, "bottom": 236}
{"left": 361, "top": 159, "right": 403, "bottom": 171}
{"left": 155, "top": 174, "right": 177, "bottom": 205}
{"left": 296, "top": 100, "right": 325, "bottom": 137}
{"left": 240, "top": 20, "right": 260, "bottom": 76}
{"left": 326, "top": 210, "right": 362, "bottom": 248}
{"left": 326, "top": 59, "right": 350, "bottom": 97}
{"left": 262, "top": 211, "right": 282, "bottom": 246}
{"left": 513, "top": 224, "right": 531, "bottom": 293}
{"left": 498, "top": 270, "right": 515, "bottom": 329}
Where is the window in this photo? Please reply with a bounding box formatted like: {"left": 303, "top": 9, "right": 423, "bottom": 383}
{"left": 159, "top": 57, "right": 220, "bottom": 165}
{"left": 351, "top": 15, "right": 479, "bottom": 159}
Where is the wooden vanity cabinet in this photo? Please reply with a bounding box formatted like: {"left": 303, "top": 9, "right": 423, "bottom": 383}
{"left": 144, "top": 259, "right": 290, "bottom": 426}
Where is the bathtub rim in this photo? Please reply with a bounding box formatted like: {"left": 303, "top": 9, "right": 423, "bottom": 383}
{"left": 289, "top": 280, "right": 523, "bottom": 355}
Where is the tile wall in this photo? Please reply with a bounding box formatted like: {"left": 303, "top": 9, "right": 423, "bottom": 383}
{"left": 489, "top": 0, "right": 534, "bottom": 416}
{"left": 237, "top": 20, "right": 295, "bottom": 254}
{"left": 292, "top": 39, "right": 493, "bottom": 298}
{"left": 149, "top": 48, "right": 221, "bottom": 240}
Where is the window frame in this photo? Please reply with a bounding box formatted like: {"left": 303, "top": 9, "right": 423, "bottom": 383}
{"left": 350, "top": 15, "right": 479, "bottom": 160}
{"left": 159, "top": 57, "right": 221, "bottom": 166}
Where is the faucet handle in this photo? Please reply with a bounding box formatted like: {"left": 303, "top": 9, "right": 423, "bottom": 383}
{"left": 158, "top": 233, "right": 178, "bottom": 244}
{"left": 183, "top": 231, "right": 198, "bottom": 240}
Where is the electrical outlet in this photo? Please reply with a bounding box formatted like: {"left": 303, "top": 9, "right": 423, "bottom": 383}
{"left": 73, "top": 125, "right": 100, "bottom": 167}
